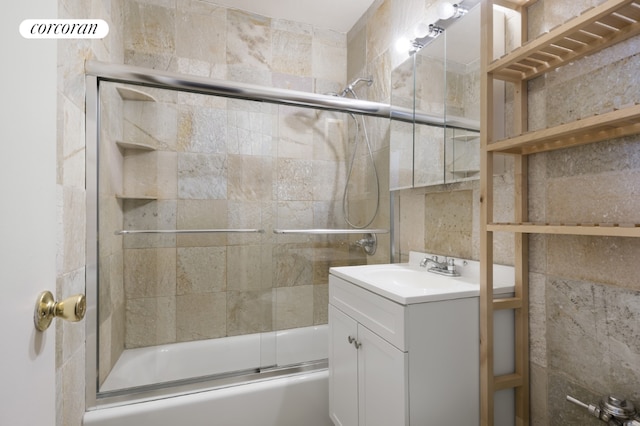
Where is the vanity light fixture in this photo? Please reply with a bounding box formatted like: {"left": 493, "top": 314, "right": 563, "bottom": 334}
{"left": 409, "top": 24, "right": 444, "bottom": 54}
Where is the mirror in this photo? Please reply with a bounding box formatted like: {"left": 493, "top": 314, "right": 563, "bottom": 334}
{"left": 390, "top": 4, "right": 480, "bottom": 190}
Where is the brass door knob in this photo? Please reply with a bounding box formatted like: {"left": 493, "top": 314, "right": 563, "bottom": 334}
{"left": 34, "top": 291, "right": 86, "bottom": 331}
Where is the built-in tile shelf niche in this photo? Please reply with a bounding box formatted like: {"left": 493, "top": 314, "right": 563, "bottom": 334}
{"left": 114, "top": 86, "right": 159, "bottom": 201}
{"left": 390, "top": 3, "right": 486, "bottom": 190}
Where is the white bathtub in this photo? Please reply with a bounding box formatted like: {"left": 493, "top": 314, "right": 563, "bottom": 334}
{"left": 84, "top": 325, "right": 331, "bottom": 426}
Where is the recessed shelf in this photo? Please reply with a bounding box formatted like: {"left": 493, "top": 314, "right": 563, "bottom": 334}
{"left": 116, "top": 86, "right": 157, "bottom": 102}
{"left": 489, "top": 0, "right": 640, "bottom": 82}
{"left": 486, "top": 103, "right": 640, "bottom": 155}
{"left": 487, "top": 222, "right": 640, "bottom": 237}
{"left": 115, "top": 140, "right": 156, "bottom": 151}
{"left": 115, "top": 194, "right": 157, "bottom": 201}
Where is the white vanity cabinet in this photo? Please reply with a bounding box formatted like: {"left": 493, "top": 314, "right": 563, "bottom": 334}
{"left": 328, "top": 273, "right": 483, "bottom": 426}
{"left": 329, "top": 304, "right": 407, "bottom": 426}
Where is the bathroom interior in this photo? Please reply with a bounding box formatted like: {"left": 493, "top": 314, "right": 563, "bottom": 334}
{"left": 53, "top": 0, "right": 640, "bottom": 424}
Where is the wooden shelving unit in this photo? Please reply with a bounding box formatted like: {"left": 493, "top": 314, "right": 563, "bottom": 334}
{"left": 480, "top": 0, "right": 640, "bottom": 424}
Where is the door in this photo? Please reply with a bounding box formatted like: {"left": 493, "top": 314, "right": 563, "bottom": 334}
{"left": 329, "top": 305, "right": 359, "bottom": 426}
{"left": 0, "top": 0, "right": 57, "bottom": 424}
{"left": 357, "top": 325, "right": 408, "bottom": 426}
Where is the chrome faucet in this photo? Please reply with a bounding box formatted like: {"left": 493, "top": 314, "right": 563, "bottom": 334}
{"left": 419, "top": 256, "right": 460, "bottom": 277}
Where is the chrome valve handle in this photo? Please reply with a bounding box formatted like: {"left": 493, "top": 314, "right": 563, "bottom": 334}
{"left": 567, "top": 394, "right": 640, "bottom": 425}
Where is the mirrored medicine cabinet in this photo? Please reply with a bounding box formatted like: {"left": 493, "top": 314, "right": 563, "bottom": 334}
{"left": 390, "top": 4, "right": 481, "bottom": 190}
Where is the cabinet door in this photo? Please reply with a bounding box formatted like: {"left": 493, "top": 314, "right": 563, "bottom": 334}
{"left": 329, "top": 305, "right": 359, "bottom": 426}
{"left": 357, "top": 325, "right": 408, "bottom": 426}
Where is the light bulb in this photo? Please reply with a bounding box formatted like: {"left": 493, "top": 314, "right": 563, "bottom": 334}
{"left": 413, "top": 22, "right": 430, "bottom": 38}
{"left": 395, "top": 37, "right": 412, "bottom": 54}
{"left": 437, "top": 2, "right": 456, "bottom": 20}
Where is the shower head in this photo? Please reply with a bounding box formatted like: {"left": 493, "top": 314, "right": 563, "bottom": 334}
{"left": 340, "top": 76, "right": 373, "bottom": 97}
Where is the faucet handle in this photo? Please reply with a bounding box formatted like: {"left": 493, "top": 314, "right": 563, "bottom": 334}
{"left": 447, "top": 258, "right": 456, "bottom": 271}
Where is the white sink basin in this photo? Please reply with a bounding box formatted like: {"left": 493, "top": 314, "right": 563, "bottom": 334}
{"left": 354, "top": 264, "right": 460, "bottom": 289}
{"left": 329, "top": 252, "right": 515, "bottom": 305}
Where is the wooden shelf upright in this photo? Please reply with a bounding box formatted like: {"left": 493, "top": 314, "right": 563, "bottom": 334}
{"left": 479, "top": 0, "right": 640, "bottom": 424}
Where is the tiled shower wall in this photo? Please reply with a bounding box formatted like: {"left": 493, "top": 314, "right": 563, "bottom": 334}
{"left": 56, "top": 0, "right": 124, "bottom": 425}
{"left": 95, "top": 0, "right": 393, "bottom": 385}
{"left": 98, "top": 84, "right": 373, "bottom": 357}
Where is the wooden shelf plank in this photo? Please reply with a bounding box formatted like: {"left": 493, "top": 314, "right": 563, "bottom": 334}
{"left": 486, "top": 104, "right": 640, "bottom": 154}
{"left": 493, "top": 297, "right": 523, "bottom": 310}
{"left": 487, "top": 222, "right": 640, "bottom": 237}
{"left": 489, "top": 0, "right": 640, "bottom": 81}
{"left": 494, "top": 373, "right": 524, "bottom": 391}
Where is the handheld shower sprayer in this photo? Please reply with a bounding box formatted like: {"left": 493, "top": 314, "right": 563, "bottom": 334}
{"left": 340, "top": 76, "right": 373, "bottom": 98}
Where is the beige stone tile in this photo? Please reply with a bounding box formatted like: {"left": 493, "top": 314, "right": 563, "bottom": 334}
{"left": 177, "top": 153, "right": 227, "bottom": 199}
{"left": 176, "top": 292, "right": 227, "bottom": 341}
{"left": 124, "top": 248, "right": 176, "bottom": 298}
{"left": 60, "top": 346, "right": 86, "bottom": 426}
{"left": 277, "top": 106, "right": 314, "bottom": 159}
{"left": 98, "top": 315, "right": 111, "bottom": 386}
{"left": 275, "top": 201, "right": 314, "bottom": 233}
{"left": 126, "top": 296, "right": 176, "bottom": 348}
{"left": 226, "top": 9, "right": 271, "bottom": 70}
{"left": 312, "top": 36, "right": 346, "bottom": 84}
{"left": 228, "top": 155, "right": 273, "bottom": 201}
{"left": 62, "top": 186, "right": 86, "bottom": 274}
{"left": 227, "top": 107, "right": 277, "bottom": 156}
{"left": 123, "top": 150, "right": 157, "bottom": 198}
{"left": 313, "top": 284, "right": 329, "bottom": 325}
{"left": 227, "top": 245, "right": 272, "bottom": 291}
{"left": 398, "top": 189, "right": 426, "bottom": 254}
{"left": 312, "top": 160, "right": 344, "bottom": 201}
{"left": 365, "top": 0, "right": 392, "bottom": 64}
{"left": 227, "top": 290, "right": 273, "bottom": 336}
{"left": 124, "top": 1, "right": 175, "bottom": 56}
{"left": 274, "top": 243, "right": 313, "bottom": 287}
{"left": 347, "top": 25, "right": 366, "bottom": 84}
{"left": 177, "top": 246, "right": 226, "bottom": 295}
{"left": 272, "top": 74, "right": 314, "bottom": 94}
{"left": 312, "top": 112, "right": 347, "bottom": 162}
{"left": 424, "top": 190, "right": 472, "bottom": 258}
{"left": 274, "top": 285, "right": 314, "bottom": 330}
{"left": 109, "top": 302, "right": 126, "bottom": 377}
{"left": 272, "top": 29, "right": 312, "bottom": 76}
{"left": 176, "top": 199, "right": 228, "bottom": 247}
{"left": 547, "top": 235, "right": 640, "bottom": 291}
{"left": 547, "top": 171, "right": 640, "bottom": 224}
{"left": 177, "top": 107, "right": 227, "bottom": 154}
{"left": 123, "top": 199, "right": 177, "bottom": 248}
{"left": 156, "top": 151, "right": 178, "bottom": 199}
{"left": 123, "top": 101, "right": 179, "bottom": 151}
{"left": 227, "top": 201, "right": 270, "bottom": 245}
{"left": 99, "top": 254, "right": 113, "bottom": 324}
{"left": 546, "top": 277, "right": 610, "bottom": 392}
{"left": 176, "top": 8, "right": 226, "bottom": 64}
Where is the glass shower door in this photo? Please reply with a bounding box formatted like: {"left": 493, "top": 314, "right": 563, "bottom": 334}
{"left": 94, "top": 79, "right": 381, "bottom": 397}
